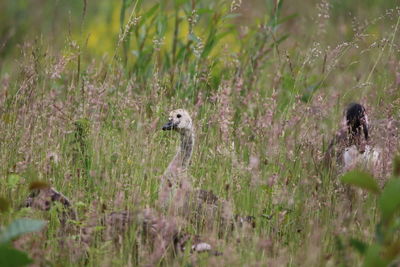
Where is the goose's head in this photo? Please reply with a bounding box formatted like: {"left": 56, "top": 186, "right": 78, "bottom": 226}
{"left": 345, "top": 103, "right": 369, "bottom": 141}
{"left": 162, "top": 109, "right": 193, "bottom": 133}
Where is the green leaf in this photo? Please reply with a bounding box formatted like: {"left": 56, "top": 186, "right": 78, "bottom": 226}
{"left": 277, "top": 13, "right": 298, "bottom": 24}
{"left": 0, "top": 219, "right": 46, "bottom": 244}
{"left": 201, "top": 34, "right": 216, "bottom": 59}
{"left": 341, "top": 170, "right": 380, "bottom": 194}
{"left": 271, "top": 34, "right": 289, "bottom": 47}
{"left": 156, "top": 14, "right": 167, "bottom": 37}
{"left": 0, "top": 245, "right": 32, "bottom": 267}
{"left": 119, "top": 0, "right": 128, "bottom": 30}
{"left": 350, "top": 238, "right": 368, "bottom": 255}
{"left": 362, "top": 244, "right": 389, "bottom": 267}
{"left": 379, "top": 179, "right": 400, "bottom": 222}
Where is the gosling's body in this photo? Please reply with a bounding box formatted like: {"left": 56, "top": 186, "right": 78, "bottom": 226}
{"left": 160, "top": 109, "right": 241, "bottom": 229}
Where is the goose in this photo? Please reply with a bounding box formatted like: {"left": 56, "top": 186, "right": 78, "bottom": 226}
{"left": 325, "top": 103, "right": 381, "bottom": 173}
{"left": 160, "top": 109, "right": 255, "bottom": 230}
{"left": 159, "top": 109, "right": 196, "bottom": 212}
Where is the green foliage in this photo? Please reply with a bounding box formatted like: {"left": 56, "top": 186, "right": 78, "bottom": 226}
{"left": 342, "top": 158, "right": 400, "bottom": 265}
{"left": 0, "top": 245, "right": 33, "bottom": 267}
{"left": 0, "top": 219, "right": 46, "bottom": 267}
{"left": 379, "top": 179, "right": 400, "bottom": 223}
{"left": 349, "top": 238, "right": 368, "bottom": 254}
{"left": 0, "top": 219, "right": 47, "bottom": 243}
{"left": 341, "top": 170, "right": 380, "bottom": 194}
{"left": 362, "top": 244, "right": 389, "bottom": 267}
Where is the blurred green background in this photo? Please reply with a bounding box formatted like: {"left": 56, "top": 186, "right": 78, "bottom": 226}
{"left": 0, "top": 0, "right": 397, "bottom": 71}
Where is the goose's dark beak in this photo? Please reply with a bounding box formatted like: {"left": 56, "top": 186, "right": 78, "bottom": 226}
{"left": 162, "top": 120, "right": 174, "bottom": 131}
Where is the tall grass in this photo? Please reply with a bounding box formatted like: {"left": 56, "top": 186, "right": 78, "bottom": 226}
{"left": 0, "top": 0, "right": 399, "bottom": 266}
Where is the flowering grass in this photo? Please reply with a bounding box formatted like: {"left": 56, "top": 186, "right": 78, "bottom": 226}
{"left": 0, "top": 0, "right": 399, "bottom": 266}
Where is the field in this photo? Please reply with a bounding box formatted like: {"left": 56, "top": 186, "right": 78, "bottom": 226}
{"left": 0, "top": 0, "right": 400, "bottom": 266}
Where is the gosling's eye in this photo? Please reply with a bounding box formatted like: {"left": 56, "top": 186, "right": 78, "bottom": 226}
{"left": 177, "top": 114, "right": 181, "bottom": 118}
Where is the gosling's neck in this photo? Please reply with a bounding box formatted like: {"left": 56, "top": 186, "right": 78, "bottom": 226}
{"left": 165, "top": 128, "right": 194, "bottom": 178}
{"left": 177, "top": 129, "right": 194, "bottom": 169}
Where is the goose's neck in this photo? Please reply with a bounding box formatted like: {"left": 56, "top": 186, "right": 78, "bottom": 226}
{"left": 177, "top": 129, "right": 194, "bottom": 169}
{"left": 165, "top": 129, "right": 195, "bottom": 178}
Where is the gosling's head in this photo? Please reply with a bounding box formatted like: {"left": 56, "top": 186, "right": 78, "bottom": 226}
{"left": 162, "top": 109, "right": 193, "bottom": 133}
{"left": 345, "top": 103, "right": 369, "bottom": 140}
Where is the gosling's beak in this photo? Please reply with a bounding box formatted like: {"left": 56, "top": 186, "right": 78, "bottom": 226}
{"left": 162, "top": 120, "right": 174, "bottom": 131}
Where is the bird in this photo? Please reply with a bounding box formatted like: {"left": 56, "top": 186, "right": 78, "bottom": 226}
{"left": 160, "top": 109, "right": 255, "bottom": 231}
{"left": 325, "top": 103, "right": 381, "bottom": 173}
{"left": 159, "top": 109, "right": 196, "bottom": 212}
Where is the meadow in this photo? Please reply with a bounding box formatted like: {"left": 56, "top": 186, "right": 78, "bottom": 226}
{"left": 0, "top": 0, "right": 400, "bottom": 266}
